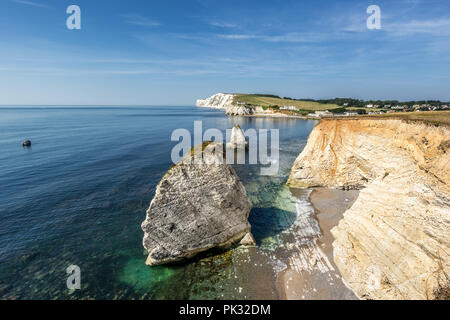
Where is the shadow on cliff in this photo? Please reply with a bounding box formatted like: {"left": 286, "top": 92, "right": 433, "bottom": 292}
{"left": 248, "top": 207, "right": 297, "bottom": 246}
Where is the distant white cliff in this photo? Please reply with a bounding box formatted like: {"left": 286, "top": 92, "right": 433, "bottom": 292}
{"left": 196, "top": 93, "right": 255, "bottom": 116}
{"left": 196, "top": 93, "right": 236, "bottom": 109}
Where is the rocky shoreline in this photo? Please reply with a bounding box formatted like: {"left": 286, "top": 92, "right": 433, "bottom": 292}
{"left": 288, "top": 118, "right": 450, "bottom": 299}
{"left": 143, "top": 101, "right": 449, "bottom": 299}
{"left": 278, "top": 188, "right": 359, "bottom": 300}
{"left": 141, "top": 142, "right": 255, "bottom": 266}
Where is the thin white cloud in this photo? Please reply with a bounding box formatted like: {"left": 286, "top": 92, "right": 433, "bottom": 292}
{"left": 334, "top": 12, "right": 367, "bottom": 33}
{"left": 122, "top": 14, "right": 161, "bottom": 27}
{"left": 217, "top": 32, "right": 335, "bottom": 43}
{"left": 82, "top": 57, "right": 252, "bottom": 67}
{"left": 217, "top": 17, "right": 450, "bottom": 42}
{"left": 262, "top": 32, "right": 332, "bottom": 43}
{"left": 217, "top": 34, "right": 258, "bottom": 40}
{"left": 10, "top": 0, "right": 50, "bottom": 8}
{"left": 209, "top": 21, "right": 237, "bottom": 28}
{"left": 386, "top": 18, "right": 450, "bottom": 36}
{"left": 135, "top": 31, "right": 335, "bottom": 46}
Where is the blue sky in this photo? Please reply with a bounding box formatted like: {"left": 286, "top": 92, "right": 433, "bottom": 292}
{"left": 1, "top": 0, "right": 450, "bottom": 105}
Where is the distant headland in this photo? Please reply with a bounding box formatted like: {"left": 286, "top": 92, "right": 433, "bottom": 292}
{"left": 197, "top": 93, "right": 450, "bottom": 122}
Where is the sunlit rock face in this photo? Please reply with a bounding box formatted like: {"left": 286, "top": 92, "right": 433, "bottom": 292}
{"left": 196, "top": 93, "right": 236, "bottom": 109}
{"left": 288, "top": 119, "right": 450, "bottom": 300}
{"left": 227, "top": 124, "right": 248, "bottom": 149}
{"left": 225, "top": 106, "right": 254, "bottom": 116}
{"left": 141, "top": 142, "right": 254, "bottom": 266}
{"left": 196, "top": 93, "right": 254, "bottom": 116}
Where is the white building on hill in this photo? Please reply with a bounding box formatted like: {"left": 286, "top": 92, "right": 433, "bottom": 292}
{"left": 280, "top": 105, "right": 298, "bottom": 111}
{"left": 307, "top": 110, "right": 333, "bottom": 118}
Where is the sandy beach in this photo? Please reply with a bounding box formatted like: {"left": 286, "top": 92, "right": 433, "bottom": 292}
{"left": 278, "top": 188, "right": 360, "bottom": 300}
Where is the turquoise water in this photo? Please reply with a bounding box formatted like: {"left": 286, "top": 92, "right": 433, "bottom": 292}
{"left": 0, "top": 106, "right": 317, "bottom": 299}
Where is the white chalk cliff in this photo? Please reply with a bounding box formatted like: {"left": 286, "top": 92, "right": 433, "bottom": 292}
{"left": 225, "top": 106, "right": 254, "bottom": 116}
{"left": 196, "top": 93, "right": 236, "bottom": 109}
{"left": 227, "top": 124, "right": 248, "bottom": 149}
{"left": 288, "top": 118, "right": 450, "bottom": 300}
{"left": 196, "top": 93, "right": 254, "bottom": 116}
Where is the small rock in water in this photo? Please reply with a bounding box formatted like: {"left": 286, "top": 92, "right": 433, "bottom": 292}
{"left": 22, "top": 140, "right": 31, "bottom": 147}
{"left": 227, "top": 124, "right": 248, "bottom": 149}
{"left": 239, "top": 232, "right": 256, "bottom": 246}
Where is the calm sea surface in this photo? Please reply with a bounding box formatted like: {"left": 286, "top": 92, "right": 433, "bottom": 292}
{"left": 0, "top": 106, "right": 317, "bottom": 299}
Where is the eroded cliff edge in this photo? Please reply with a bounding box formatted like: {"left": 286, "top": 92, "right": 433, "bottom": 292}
{"left": 196, "top": 93, "right": 254, "bottom": 115}
{"left": 288, "top": 119, "right": 450, "bottom": 299}
{"left": 196, "top": 93, "right": 275, "bottom": 116}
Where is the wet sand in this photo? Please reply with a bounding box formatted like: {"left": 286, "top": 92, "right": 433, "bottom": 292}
{"left": 278, "top": 188, "right": 359, "bottom": 300}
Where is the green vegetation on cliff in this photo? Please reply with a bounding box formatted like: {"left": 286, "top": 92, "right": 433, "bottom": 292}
{"left": 236, "top": 94, "right": 338, "bottom": 111}
{"left": 330, "top": 111, "right": 450, "bottom": 126}
{"left": 235, "top": 94, "right": 388, "bottom": 115}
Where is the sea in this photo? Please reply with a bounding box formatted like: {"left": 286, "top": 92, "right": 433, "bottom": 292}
{"left": 0, "top": 106, "right": 318, "bottom": 299}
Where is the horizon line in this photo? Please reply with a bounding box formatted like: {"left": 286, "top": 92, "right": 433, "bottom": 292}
{"left": 0, "top": 104, "right": 196, "bottom": 107}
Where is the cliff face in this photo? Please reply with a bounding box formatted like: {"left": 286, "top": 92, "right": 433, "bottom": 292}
{"left": 196, "top": 93, "right": 236, "bottom": 109}
{"left": 225, "top": 106, "right": 254, "bottom": 116}
{"left": 141, "top": 143, "right": 254, "bottom": 266}
{"left": 288, "top": 119, "right": 450, "bottom": 299}
{"left": 227, "top": 124, "right": 248, "bottom": 149}
{"left": 196, "top": 93, "right": 254, "bottom": 116}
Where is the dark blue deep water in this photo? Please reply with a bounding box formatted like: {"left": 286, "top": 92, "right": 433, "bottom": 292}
{"left": 0, "top": 106, "right": 317, "bottom": 299}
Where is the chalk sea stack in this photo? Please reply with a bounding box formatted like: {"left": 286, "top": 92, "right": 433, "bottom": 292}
{"left": 141, "top": 142, "right": 254, "bottom": 266}
{"left": 227, "top": 124, "right": 248, "bottom": 149}
{"left": 22, "top": 140, "right": 31, "bottom": 147}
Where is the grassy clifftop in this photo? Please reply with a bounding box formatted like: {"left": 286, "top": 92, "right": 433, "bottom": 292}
{"left": 234, "top": 94, "right": 379, "bottom": 115}
{"left": 236, "top": 94, "right": 339, "bottom": 111}
{"left": 329, "top": 110, "right": 450, "bottom": 126}
{"left": 232, "top": 94, "right": 450, "bottom": 123}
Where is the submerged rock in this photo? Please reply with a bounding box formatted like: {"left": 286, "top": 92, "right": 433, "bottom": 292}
{"left": 141, "top": 142, "right": 254, "bottom": 266}
{"left": 22, "top": 140, "right": 31, "bottom": 147}
{"left": 227, "top": 124, "right": 248, "bottom": 149}
{"left": 239, "top": 232, "right": 256, "bottom": 246}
